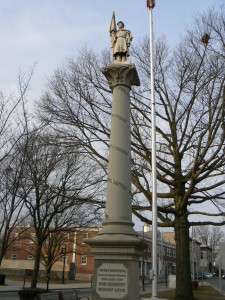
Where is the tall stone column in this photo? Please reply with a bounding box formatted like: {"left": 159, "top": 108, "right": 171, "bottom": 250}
{"left": 101, "top": 63, "right": 139, "bottom": 236}
{"left": 86, "top": 63, "right": 146, "bottom": 300}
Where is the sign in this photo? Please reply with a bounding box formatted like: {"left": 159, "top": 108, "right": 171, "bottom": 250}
{"left": 96, "top": 263, "right": 128, "bottom": 299}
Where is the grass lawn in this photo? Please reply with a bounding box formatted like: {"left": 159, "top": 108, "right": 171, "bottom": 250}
{"left": 141, "top": 285, "right": 225, "bottom": 300}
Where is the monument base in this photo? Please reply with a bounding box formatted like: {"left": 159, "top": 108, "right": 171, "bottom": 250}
{"left": 86, "top": 233, "right": 146, "bottom": 300}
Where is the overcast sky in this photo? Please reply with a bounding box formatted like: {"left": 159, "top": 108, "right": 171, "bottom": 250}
{"left": 0, "top": 0, "right": 222, "bottom": 99}
{"left": 0, "top": 0, "right": 223, "bottom": 230}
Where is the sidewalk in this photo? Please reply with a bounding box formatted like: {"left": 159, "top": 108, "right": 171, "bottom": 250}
{"left": 0, "top": 278, "right": 92, "bottom": 292}
{"left": 140, "top": 282, "right": 172, "bottom": 296}
{"left": 0, "top": 278, "right": 169, "bottom": 294}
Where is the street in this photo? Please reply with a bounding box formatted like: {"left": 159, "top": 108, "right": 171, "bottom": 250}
{"left": 0, "top": 292, "right": 18, "bottom": 300}
{"left": 0, "top": 279, "right": 225, "bottom": 299}
{"left": 205, "top": 277, "right": 225, "bottom": 294}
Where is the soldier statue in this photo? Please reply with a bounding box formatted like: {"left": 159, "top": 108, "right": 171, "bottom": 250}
{"left": 109, "top": 12, "right": 133, "bottom": 63}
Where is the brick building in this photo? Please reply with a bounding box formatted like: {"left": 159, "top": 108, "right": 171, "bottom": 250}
{"left": 4, "top": 225, "right": 208, "bottom": 281}
{"left": 1, "top": 226, "right": 101, "bottom": 279}
{"left": 137, "top": 227, "right": 176, "bottom": 280}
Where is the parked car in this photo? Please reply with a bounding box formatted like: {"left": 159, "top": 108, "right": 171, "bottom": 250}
{"left": 194, "top": 272, "right": 203, "bottom": 280}
{"left": 204, "top": 272, "right": 213, "bottom": 279}
{"left": 222, "top": 273, "right": 225, "bottom": 279}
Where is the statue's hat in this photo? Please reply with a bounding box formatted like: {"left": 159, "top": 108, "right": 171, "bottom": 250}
{"left": 117, "top": 21, "right": 124, "bottom": 27}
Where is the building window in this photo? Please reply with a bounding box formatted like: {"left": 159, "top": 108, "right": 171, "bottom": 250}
{"left": 163, "top": 247, "right": 166, "bottom": 255}
{"left": 14, "top": 232, "right": 19, "bottom": 242}
{"left": 64, "top": 233, "right": 69, "bottom": 244}
{"left": 29, "top": 233, "right": 36, "bottom": 243}
{"left": 11, "top": 253, "right": 17, "bottom": 260}
{"left": 167, "top": 248, "right": 170, "bottom": 256}
{"left": 27, "top": 254, "right": 33, "bottom": 260}
{"left": 61, "top": 256, "right": 68, "bottom": 262}
{"left": 147, "top": 243, "right": 151, "bottom": 252}
{"left": 82, "top": 233, "right": 88, "bottom": 244}
{"left": 81, "top": 256, "right": 87, "bottom": 265}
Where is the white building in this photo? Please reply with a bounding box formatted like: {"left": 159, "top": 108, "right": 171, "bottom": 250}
{"left": 199, "top": 245, "right": 213, "bottom": 273}
{"left": 190, "top": 239, "right": 201, "bottom": 275}
{"left": 217, "top": 242, "right": 225, "bottom": 272}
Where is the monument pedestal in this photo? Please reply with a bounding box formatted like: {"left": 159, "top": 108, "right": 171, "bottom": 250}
{"left": 86, "top": 63, "right": 146, "bottom": 300}
{"left": 88, "top": 234, "right": 145, "bottom": 300}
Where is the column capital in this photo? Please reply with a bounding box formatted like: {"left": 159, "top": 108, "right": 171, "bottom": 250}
{"left": 102, "top": 63, "right": 140, "bottom": 89}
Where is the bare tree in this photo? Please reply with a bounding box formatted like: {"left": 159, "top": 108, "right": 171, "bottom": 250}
{"left": 16, "top": 130, "right": 103, "bottom": 288}
{"left": 0, "top": 69, "right": 35, "bottom": 264}
{"left": 41, "top": 231, "right": 70, "bottom": 279}
{"left": 0, "top": 67, "right": 35, "bottom": 160}
{"left": 41, "top": 229, "right": 85, "bottom": 281}
{"left": 19, "top": 229, "right": 75, "bottom": 281}
{"left": 37, "top": 7, "right": 225, "bottom": 300}
{"left": 194, "top": 225, "right": 224, "bottom": 261}
{"left": 0, "top": 153, "right": 29, "bottom": 264}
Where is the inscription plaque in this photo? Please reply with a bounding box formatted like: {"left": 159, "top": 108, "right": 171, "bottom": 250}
{"left": 96, "top": 263, "right": 128, "bottom": 299}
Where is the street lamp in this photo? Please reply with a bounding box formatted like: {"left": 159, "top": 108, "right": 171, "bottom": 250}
{"left": 61, "top": 246, "right": 66, "bottom": 284}
{"left": 218, "top": 256, "right": 222, "bottom": 295}
{"left": 191, "top": 226, "right": 195, "bottom": 280}
{"left": 142, "top": 225, "right": 145, "bottom": 291}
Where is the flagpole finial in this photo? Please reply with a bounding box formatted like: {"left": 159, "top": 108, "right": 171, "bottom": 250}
{"left": 147, "top": 0, "right": 155, "bottom": 9}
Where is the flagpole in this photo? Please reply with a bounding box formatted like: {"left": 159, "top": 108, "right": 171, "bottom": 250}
{"left": 149, "top": 1, "right": 158, "bottom": 299}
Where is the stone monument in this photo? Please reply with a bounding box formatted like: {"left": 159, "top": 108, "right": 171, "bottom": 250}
{"left": 86, "top": 13, "right": 146, "bottom": 300}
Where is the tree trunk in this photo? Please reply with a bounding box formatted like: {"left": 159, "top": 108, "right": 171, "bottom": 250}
{"left": 31, "top": 244, "right": 42, "bottom": 288}
{"left": 174, "top": 210, "right": 193, "bottom": 300}
{"left": 0, "top": 225, "right": 10, "bottom": 265}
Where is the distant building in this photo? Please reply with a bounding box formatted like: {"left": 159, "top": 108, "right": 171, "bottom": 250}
{"left": 161, "top": 232, "right": 176, "bottom": 245}
{"left": 199, "top": 245, "right": 213, "bottom": 273}
{"left": 137, "top": 228, "right": 176, "bottom": 280}
{"left": 2, "top": 225, "right": 210, "bottom": 280}
{"left": 190, "top": 239, "right": 201, "bottom": 275}
{"left": 1, "top": 226, "right": 101, "bottom": 278}
{"left": 217, "top": 242, "right": 225, "bottom": 272}
{"left": 143, "top": 229, "right": 202, "bottom": 277}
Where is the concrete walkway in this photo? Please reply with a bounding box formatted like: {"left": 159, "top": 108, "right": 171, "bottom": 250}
{"left": 0, "top": 278, "right": 170, "bottom": 293}
{"left": 0, "top": 279, "right": 173, "bottom": 300}
{"left": 0, "top": 278, "right": 92, "bottom": 292}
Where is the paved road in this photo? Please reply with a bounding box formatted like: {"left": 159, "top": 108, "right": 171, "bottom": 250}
{"left": 205, "top": 276, "right": 225, "bottom": 294}
{"left": 0, "top": 279, "right": 165, "bottom": 299}
{"left": 0, "top": 278, "right": 93, "bottom": 300}
{"left": 1, "top": 278, "right": 224, "bottom": 299}
{"left": 0, "top": 292, "right": 18, "bottom": 300}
